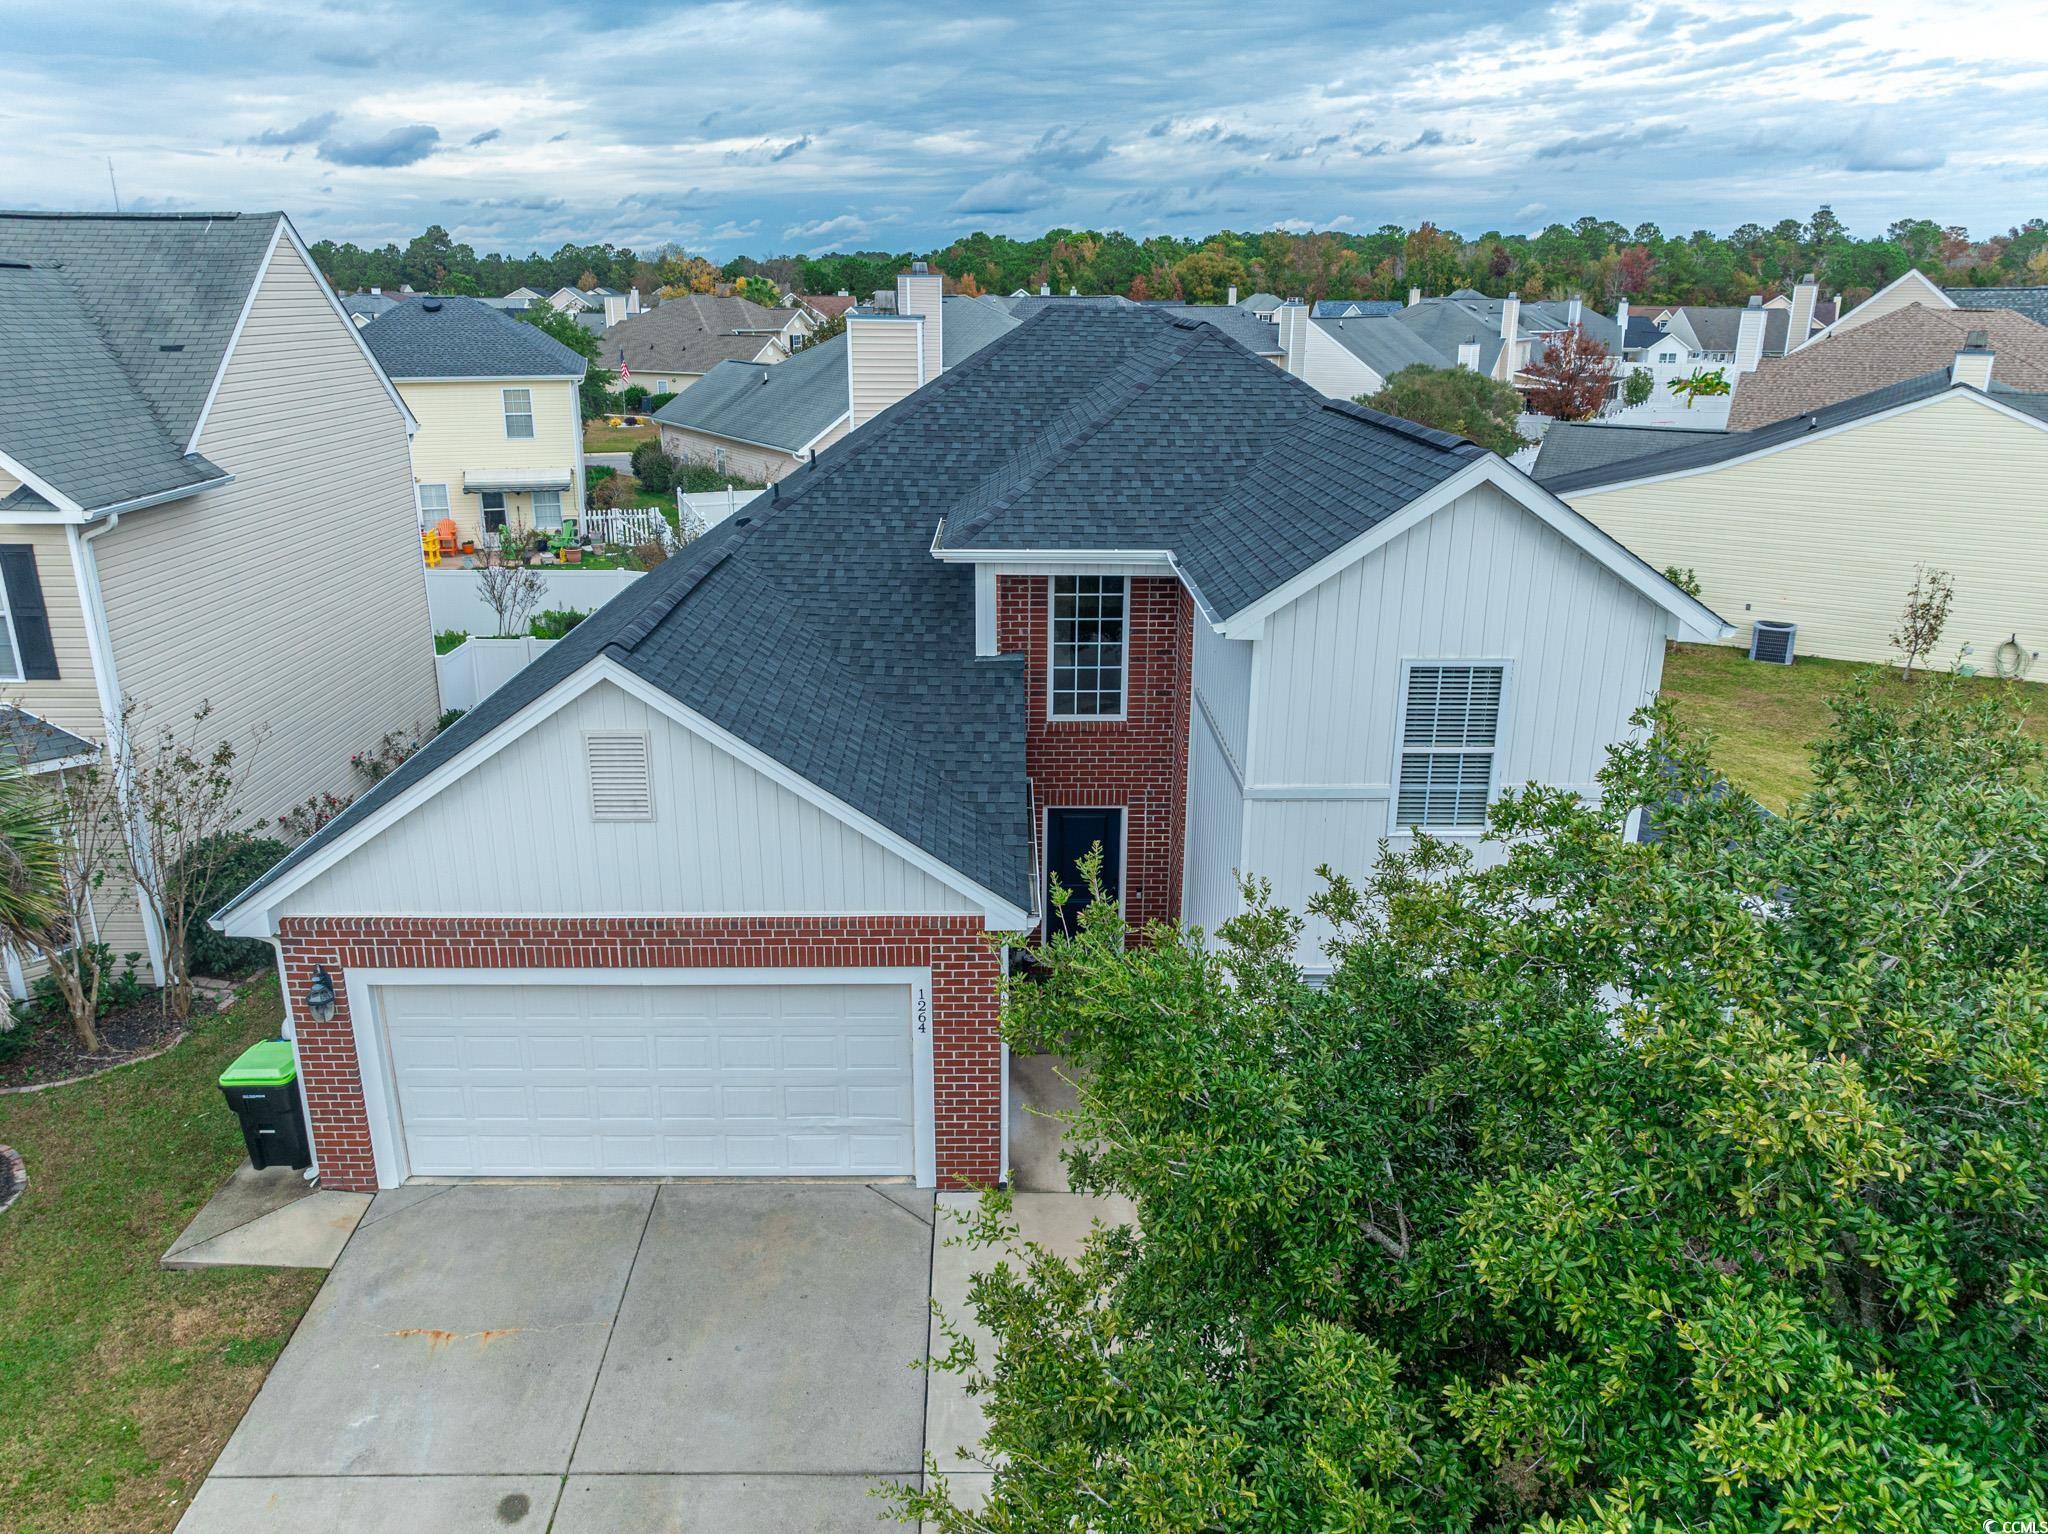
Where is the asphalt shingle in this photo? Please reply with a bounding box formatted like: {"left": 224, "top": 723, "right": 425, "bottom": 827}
{"left": 361, "top": 296, "right": 586, "bottom": 379}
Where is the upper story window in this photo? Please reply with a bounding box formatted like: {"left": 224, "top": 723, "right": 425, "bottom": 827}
{"left": 1395, "top": 663, "right": 1505, "bottom": 832}
{"left": 502, "top": 387, "right": 535, "bottom": 439}
{"left": 1049, "top": 575, "right": 1126, "bottom": 720}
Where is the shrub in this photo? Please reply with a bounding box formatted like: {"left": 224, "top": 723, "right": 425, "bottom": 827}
{"left": 176, "top": 831, "right": 293, "bottom": 978}
{"left": 621, "top": 384, "right": 649, "bottom": 410}
{"left": 631, "top": 440, "right": 682, "bottom": 495}
{"left": 437, "top": 708, "right": 467, "bottom": 732}
{"left": 434, "top": 629, "right": 469, "bottom": 655}
{"left": 279, "top": 791, "right": 352, "bottom": 842}
{"left": 24, "top": 946, "right": 145, "bottom": 1026}
{"left": 586, "top": 464, "right": 617, "bottom": 486}
{"left": 589, "top": 474, "right": 629, "bottom": 510}
{"left": 1662, "top": 565, "right": 1703, "bottom": 598}
{"left": 530, "top": 607, "right": 589, "bottom": 640}
{"left": 646, "top": 391, "right": 677, "bottom": 412}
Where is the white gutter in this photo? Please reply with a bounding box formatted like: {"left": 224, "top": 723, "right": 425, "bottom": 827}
{"left": 88, "top": 474, "right": 234, "bottom": 520}
{"left": 67, "top": 515, "right": 171, "bottom": 985}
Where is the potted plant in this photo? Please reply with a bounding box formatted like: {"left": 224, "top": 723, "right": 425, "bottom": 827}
{"left": 563, "top": 545, "right": 583, "bottom": 565}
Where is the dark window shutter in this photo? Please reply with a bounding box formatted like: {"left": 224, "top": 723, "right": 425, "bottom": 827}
{"left": 0, "top": 545, "right": 60, "bottom": 681}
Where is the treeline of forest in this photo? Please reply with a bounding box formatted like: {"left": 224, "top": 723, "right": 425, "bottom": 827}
{"left": 311, "top": 206, "right": 2047, "bottom": 311}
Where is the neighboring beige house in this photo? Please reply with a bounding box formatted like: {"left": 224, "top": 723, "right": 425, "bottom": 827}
{"left": 361, "top": 297, "right": 587, "bottom": 548}
{"left": 600, "top": 294, "right": 794, "bottom": 395}
{"left": 0, "top": 210, "right": 440, "bottom": 990}
{"left": 1545, "top": 347, "right": 2048, "bottom": 670}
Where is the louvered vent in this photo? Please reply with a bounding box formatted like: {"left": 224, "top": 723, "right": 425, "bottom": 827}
{"left": 586, "top": 732, "right": 653, "bottom": 821}
{"left": 1396, "top": 665, "right": 1505, "bottom": 829}
{"left": 1748, "top": 620, "right": 1796, "bottom": 665}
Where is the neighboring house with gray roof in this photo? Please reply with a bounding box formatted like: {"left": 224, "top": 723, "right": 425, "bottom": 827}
{"left": 654, "top": 295, "right": 1021, "bottom": 484}
{"left": 362, "top": 296, "right": 588, "bottom": 546}
{"left": 1530, "top": 422, "right": 1726, "bottom": 484}
{"left": 1943, "top": 286, "right": 2048, "bottom": 327}
{"left": 1553, "top": 352, "right": 2048, "bottom": 665}
{"left": 599, "top": 293, "right": 795, "bottom": 395}
{"left": 0, "top": 210, "right": 439, "bottom": 996}
{"left": 215, "top": 294, "right": 1723, "bottom": 1197}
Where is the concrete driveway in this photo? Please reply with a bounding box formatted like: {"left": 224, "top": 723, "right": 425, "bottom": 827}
{"left": 179, "top": 1181, "right": 936, "bottom": 1533}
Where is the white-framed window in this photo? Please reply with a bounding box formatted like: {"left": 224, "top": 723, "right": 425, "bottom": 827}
{"left": 1395, "top": 663, "right": 1506, "bottom": 832}
{"left": 0, "top": 576, "right": 20, "bottom": 683}
{"left": 415, "top": 483, "right": 451, "bottom": 529}
{"left": 713, "top": 446, "right": 728, "bottom": 473}
{"left": 502, "top": 387, "right": 535, "bottom": 439}
{"left": 1049, "top": 575, "right": 1127, "bottom": 720}
{"left": 532, "top": 489, "right": 565, "bottom": 530}
{"left": 480, "top": 491, "right": 508, "bottom": 533}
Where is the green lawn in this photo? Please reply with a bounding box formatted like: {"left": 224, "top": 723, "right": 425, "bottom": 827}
{"left": 0, "top": 980, "right": 323, "bottom": 1534}
{"left": 582, "top": 420, "right": 657, "bottom": 453}
{"left": 1659, "top": 642, "right": 2048, "bottom": 810}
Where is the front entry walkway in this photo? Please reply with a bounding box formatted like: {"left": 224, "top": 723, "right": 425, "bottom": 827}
{"left": 177, "top": 1181, "right": 936, "bottom": 1532}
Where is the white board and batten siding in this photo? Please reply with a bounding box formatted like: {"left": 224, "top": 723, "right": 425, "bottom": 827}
{"left": 1183, "top": 478, "right": 1672, "bottom": 960}
{"left": 277, "top": 679, "right": 981, "bottom": 919}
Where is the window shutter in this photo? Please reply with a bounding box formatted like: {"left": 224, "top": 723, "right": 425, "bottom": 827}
{"left": 586, "top": 732, "right": 653, "bottom": 821}
{"left": 0, "top": 545, "right": 60, "bottom": 680}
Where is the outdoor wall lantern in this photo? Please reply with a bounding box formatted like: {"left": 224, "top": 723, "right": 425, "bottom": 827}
{"left": 306, "top": 966, "right": 337, "bottom": 1024}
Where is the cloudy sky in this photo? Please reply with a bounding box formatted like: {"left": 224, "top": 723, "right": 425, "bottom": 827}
{"left": 3, "top": 0, "right": 2044, "bottom": 258}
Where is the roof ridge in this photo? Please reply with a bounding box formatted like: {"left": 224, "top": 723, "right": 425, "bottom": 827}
{"left": 944, "top": 321, "right": 1216, "bottom": 546}
{"left": 1319, "top": 396, "right": 1486, "bottom": 456}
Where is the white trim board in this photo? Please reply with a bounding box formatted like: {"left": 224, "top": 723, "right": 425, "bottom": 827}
{"left": 186, "top": 216, "right": 283, "bottom": 454}
{"left": 216, "top": 655, "right": 1034, "bottom": 936}
{"left": 341, "top": 965, "right": 938, "bottom": 1190}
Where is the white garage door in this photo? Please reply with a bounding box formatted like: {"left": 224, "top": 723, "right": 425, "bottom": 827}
{"left": 379, "top": 982, "right": 917, "bottom": 1178}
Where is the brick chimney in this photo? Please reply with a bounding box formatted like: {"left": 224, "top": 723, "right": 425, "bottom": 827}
{"left": 895, "top": 261, "right": 944, "bottom": 381}
{"left": 1787, "top": 273, "right": 1818, "bottom": 349}
{"left": 1952, "top": 330, "right": 1994, "bottom": 390}
{"left": 1735, "top": 295, "right": 1768, "bottom": 374}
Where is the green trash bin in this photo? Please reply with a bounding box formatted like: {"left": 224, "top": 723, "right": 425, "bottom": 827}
{"left": 219, "top": 1040, "right": 311, "bottom": 1171}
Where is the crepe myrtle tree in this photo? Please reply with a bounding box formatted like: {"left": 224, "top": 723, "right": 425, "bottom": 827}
{"left": 1522, "top": 322, "right": 1615, "bottom": 420}
{"left": 896, "top": 676, "right": 2048, "bottom": 1531}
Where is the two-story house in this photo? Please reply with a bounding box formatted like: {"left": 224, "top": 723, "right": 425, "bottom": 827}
{"left": 361, "top": 297, "right": 588, "bottom": 547}
{"left": 0, "top": 210, "right": 439, "bottom": 992}
{"left": 215, "top": 300, "right": 1725, "bottom": 1198}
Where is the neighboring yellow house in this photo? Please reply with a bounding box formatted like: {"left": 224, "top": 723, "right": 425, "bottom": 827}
{"left": 1542, "top": 351, "right": 2048, "bottom": 671}
{"left": 361, "top": 296, "right": 587, "bottom": 547}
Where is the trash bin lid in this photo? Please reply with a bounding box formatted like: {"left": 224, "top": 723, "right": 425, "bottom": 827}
{"left": 219, "top": 1039, "right": 297, "bottom": 1088}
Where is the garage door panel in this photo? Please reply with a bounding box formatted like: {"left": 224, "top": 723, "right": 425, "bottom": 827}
{"left": 381, "top": 982, "right": 917, "bottom": 1179}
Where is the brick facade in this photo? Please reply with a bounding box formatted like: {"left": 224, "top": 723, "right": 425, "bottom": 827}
{"left": 278, "top": 915, "right": 1004, "bottom": 1194}
{"left": 996, "top": 574, "right": 1195, "bottom": 934}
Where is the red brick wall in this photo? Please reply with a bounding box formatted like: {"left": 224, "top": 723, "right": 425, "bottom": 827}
{"left": 278, "top": 915, "right": 1003, "bottom": 1194}
{"left": 996, "top": 574, "right": 1194, "bottom": 934}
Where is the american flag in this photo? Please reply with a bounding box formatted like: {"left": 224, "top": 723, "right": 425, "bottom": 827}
{"left": 618, "top": 355, "right": 631, "bottom": 385}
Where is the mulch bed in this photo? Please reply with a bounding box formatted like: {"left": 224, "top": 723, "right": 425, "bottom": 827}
{"left": 0, "top": 998, "right": 186, "bottom": 1092}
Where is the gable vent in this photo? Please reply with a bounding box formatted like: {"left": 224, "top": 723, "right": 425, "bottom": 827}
{"left": 585, "top": 732, "right": 653, "bottom": 821}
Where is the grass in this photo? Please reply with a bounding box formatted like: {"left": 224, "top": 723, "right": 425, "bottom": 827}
{"left": 582, "top": 419, "right": 657, "bottom": 453}
{"left": 1658, "top": 642, "right": 2048, "bottom": 810}
{"left": 0, "top": 978, "right": 324, "bottom": 1533}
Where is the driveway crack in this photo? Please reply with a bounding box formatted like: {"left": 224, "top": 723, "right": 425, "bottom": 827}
{"left": 551, "top": 1186, "right": 658, "bottom": 1528}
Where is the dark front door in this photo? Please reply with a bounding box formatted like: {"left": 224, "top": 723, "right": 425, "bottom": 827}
{"left": 1045, "top": 807, "right": 1122, "bottom": 937}
{"left": 480, "top": 491, "right": 508, "bottom": 534}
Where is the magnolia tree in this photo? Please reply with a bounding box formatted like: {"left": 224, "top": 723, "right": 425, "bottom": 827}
{"left": 898, "top": 676, "right": 2048, "bottom": 1530}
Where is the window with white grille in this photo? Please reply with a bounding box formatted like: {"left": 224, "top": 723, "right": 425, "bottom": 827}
{"left": 1395, "top": 664, "right": 1504, "bottom": 830}
{"left": 586, "top": 732, "right": 654, "bottom": 821}
{"left": 415, "top": 483, "right": 450, "bottom": 528}
{"left": 1049, "top": 575, "right": 1126, "bottom": 719}
{"left": 502, "top": 387, "right": 535, "bottom": 439}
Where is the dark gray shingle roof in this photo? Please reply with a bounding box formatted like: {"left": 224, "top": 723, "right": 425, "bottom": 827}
{"left": 1530, "top": 422, "right": 1727, "bottom": 483}
{"left": 224, "top": 305, "right": 1488, "bottom": 922}
{"left": 1943, "top": 287, "right": 2048, "bottom": 326}
{"left": 361, "top": 296, "right": 586, "bottom": 379}
{"left": 652, "top": 333, "right": 850, "bottom": 452}
{"left": 0, "top": 212, "right": 277, "bottom": 510}
{"left": 1151, "top": 304, "right": 1282, "bottom": 355}
{"left": 1313, "top": 313, "right": 1453, "bottom": 379}
{"left": 0, "top": 706, "right": 97, "bottom": 771}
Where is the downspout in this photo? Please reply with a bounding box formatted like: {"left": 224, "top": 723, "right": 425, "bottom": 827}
{"left": 66, "top": 516, "right": 171, "bottom": 985}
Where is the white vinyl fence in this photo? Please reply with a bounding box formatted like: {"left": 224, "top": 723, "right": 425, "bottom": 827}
{"left": 678, "top": 486, "right": 765, "bottom": 531}
{"left": 425, "top": 568, "right": 644, "bottom": 636}
{"left": 436, "top": 636, "right": 558, "bottom": 712}
{"left": 579, "top": 505, "right": 669, "bottom": 547}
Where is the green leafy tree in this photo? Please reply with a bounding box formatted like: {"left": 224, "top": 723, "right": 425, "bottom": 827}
{"left": 1361, "top": 365, "right": 1529, "bottom": 457}
{"left": 736, "top": 274, "right": 782, "bottom": 309}
{"left": 1669, "top": 366, "right": 1731, "bottom": 408}
{"left": 899, "top": 676, "right": 2048, "bottom": 1531}
{"left": 1622, "top": 366, "right": 1656, "bottom": 407}
{"left": 517, "top": 304, "right": 615, "bottom": 417}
